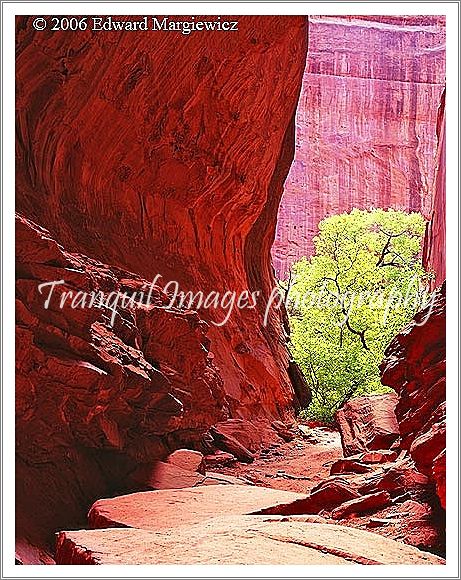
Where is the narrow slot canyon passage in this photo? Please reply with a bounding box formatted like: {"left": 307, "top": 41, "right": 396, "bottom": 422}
{"left": 210, "top": 14, "right": 447, "bottom": 557}
{"left": 14, "top": 14, "right": 446, "bottom": 566}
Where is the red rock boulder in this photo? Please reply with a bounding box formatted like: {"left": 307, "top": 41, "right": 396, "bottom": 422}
{"left": 204, "top": 451, "right": 237, "bottom": 469}
{"left": 433, "top": 451, "right": 446, "bottom": 510}
{"left": 209, "top": 419, "right": 285, "bottom": 452}
{"left": 167, "top": 449, "right": 206, "bottom": 475}
{"left": 361, "top": 450, "right": 398, "bottom": 464}
{"left": 359, "top": 459, "right": 430, "bottom": 499}
{"left": 304, "top": 479, "right": 361, "bottom": 514}
{"left": 335, "top": 394, "right": 400, "bottom": 457}
{"left": 330, "top": 458, "right": 373, "bottom": 476}
{"left": 331, "top": 491, "right": 391, "bottom": 520}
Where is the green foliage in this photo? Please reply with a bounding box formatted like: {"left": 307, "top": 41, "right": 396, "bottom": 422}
{"left": 286, "top": 209, "right": 428, "bottom": 423}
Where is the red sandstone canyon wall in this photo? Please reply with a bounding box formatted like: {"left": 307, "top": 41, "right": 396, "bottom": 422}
{"left": 423, "top": 89, "right": 446, "bottom": 289}
{"left": 380, "top": 283, "right": 446, "bottom": 509}
{"left": 380, "top": 88, "right": 446, "bottom": 513}
{"left": 15, "top": 16, "right": 308, "bottom": 562}
{"left": 273, "top": 15, "right": 446, "bottom": 278}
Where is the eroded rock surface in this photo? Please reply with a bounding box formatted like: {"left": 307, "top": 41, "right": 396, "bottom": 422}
{"left": 87, "top": 485, "right": 309, "bottom": 530}
{"left": 381, "top": 283, "right": 446, "bottom": 510}
{"left": 331, "top": 492, "right": 391, "bottom": 520}
{"left": 295, "top": 456, "right": 444, "bottom": 554}
{"left": 273, "top": 15, "right": 446, "bottom": 277}
{"left": 423, "top": 90, "right": 446, "bottom": 290}
{"left": 16, "top": 14, "right": 308, "bottom": 422}
{"left": 15, "top": 214, "right": 226, "bottom": 562}
{"left": 15, "top": 13, "right": 447, "bottom": 565}
{"left": 15, "top": 16, "right": 308, "bottom": 562}
{"left": 335, "top": 394, "right": 400, "bottom": 457}
{"left": 216, "top": 423, "right": 444, "bottom": 555}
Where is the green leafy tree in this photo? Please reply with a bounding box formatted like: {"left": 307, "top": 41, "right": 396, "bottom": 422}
{"left": 286, "top": 209, "right": 428, "bottom": 423}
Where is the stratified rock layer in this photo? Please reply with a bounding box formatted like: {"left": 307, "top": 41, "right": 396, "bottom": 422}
{"left": 16, "top": 15, "right": 308, "bottom": 419}
{"left": 423, "top": 89, "right": 446, "bottom": 290}
{"left": 273, "top": 15, "right": 446, "bottom": 278}
{"left": 15, "top": 16, "right": 308, "bottom": 562}
{"left": 380, "top": 283, "right": 446, "bottom": 509}
{"left": 15, "top": 214, "right": 226, "bottom": 562}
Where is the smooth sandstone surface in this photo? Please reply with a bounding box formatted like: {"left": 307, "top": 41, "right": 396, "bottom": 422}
{"left": 55, "top": 515, "right": 444, "bottom": 565}
{"left": 88, "top": 485, "right": 309, "bottom": 530}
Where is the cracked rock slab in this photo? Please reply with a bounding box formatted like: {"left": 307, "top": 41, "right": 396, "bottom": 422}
{"left": 56, "top": 515, "right": 445, "bottom": 565}
{"left": 88, "top": 485, "right": 309, "bottom": 530}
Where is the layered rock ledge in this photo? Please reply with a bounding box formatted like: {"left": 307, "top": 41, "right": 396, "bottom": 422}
{"left": 55, "top": 485, "right": 444, "bottom": 565}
